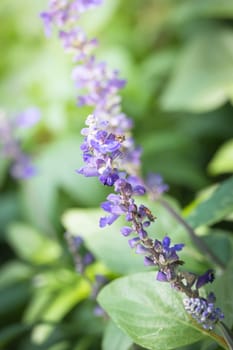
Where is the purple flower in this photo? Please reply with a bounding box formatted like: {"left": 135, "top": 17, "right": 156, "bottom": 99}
{"left": 83, "top": 252, "right": 95, "bottom": 266}
{"left": 15, "top": 107, "right": 41, "bottom": 128}
{"left": 161, "top": 236, "right": 184, "bottom": 262}
{"left": 41, "top": 0, "right": 102, "bottom": 36}
{"left": 65, "top": 232, "right": 96, "bottom": 273}
{"left": 128, "top": 237, "right": 140, "bottom": 249}
{"left": 0, "top": 110, "right": 39, "bottom": 179}
{"left": 195, "top": 269, "right": 215, "bottom": 289}
{"left": 135, "top": 244, "right": 149, "bottom": 254}
{"left": 121, "top": 226, "right": 133, "bottom": 236}
{"left": 146, "top": 173, "right": 169, "bottom": 199}
{"left": 156, "top": 271, "right": 168, "bottom": 282}
{"left": 10, "top": 155, "right": 37, "bottom": 179}
{"left": 99, "top": 213, "right": 119, "bottom": 227}
{"left": 59, "top": 28, "right": 98, "bottom": 61}
{"left": 183, "top": 294, "right": 224, "bottom": 330}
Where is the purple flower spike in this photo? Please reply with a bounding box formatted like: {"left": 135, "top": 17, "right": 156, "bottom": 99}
{"left": 183, "top": 296, "right": 224, "bottom": 330}
{"left": 41, "top": 0, "right": 225, "bottom": 332}
{"left": 196, "top": 269, "right": 215, "bottom": 289}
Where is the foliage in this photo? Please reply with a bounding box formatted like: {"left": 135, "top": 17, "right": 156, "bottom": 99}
{"left": 0, "top": 1, "right": 233, "bottom": 350}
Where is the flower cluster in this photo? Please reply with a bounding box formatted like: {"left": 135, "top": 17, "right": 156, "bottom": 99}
{"left": 0, "top": 108, "right": 40, "bottom": 179}
{"left": 184, "top": 293, "right": 224, "bottom": 330}
{"left": 41, "top": 0, "right": 224, "bottom": 331}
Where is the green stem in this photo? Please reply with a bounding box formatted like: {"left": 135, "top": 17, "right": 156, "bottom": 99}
{"left": 217, "top": 322, "right": 233, "bottom": 350}
{"left": 158, "top": 198, "right": 225, "bottom": 270}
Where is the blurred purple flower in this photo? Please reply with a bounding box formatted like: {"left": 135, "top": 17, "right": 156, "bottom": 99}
{"left": 0, "top": 109, "right": 39, "bottom": 179}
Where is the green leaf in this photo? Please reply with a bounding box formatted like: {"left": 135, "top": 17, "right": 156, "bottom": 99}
{"left": 208, "top": 139, "right": 233, "bottom": 175}
{"left": 202, "top": 229, "right": 233, "bottom": 266}
{"left": 186, "top": 176, "right": 233, "bottom": 228}
{"left": 102, "top": 320, "right": 133, "bottom": 350}
{"left": 173, "top": 0, "right": 233, "bottom": 22}
{"left": 98, "top": 272, "right": 207, "bottom": 350}
{"left": 0, "top": 261, "right": 33, "bottom": 288}
{"left": 0, "top": 281, "right": 32, "bottom": 317}
{"left": 160, "top": 28, "right": 233, "bottom": 112}
{"left": 6, "top": 223, "right": 61, "bottom": 264}
{"left": 29, "top": 279, "right": 90, "bottom": 343}
{"left": 40, "top": 280, "right": 89, "bottom": 322}
{"left": 0, "top": 193, "right": 19, "bottom": 237}
{"left": 0, "top": 324, "right": 31, "bottom": 350}
{"left": 214, "top": 259, "right": 233, "bottom": 328}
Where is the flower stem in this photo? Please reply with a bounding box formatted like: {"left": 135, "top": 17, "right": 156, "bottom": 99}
{"left": 158, "top": 198, "right": 225, "bottom": 270}
{"left": 217, "top": 322, "right": 233, "bottom": 350}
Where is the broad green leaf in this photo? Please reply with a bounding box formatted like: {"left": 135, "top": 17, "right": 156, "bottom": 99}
{"left": 208, "top": 139, "right": 233, "bottom": 175}
{"left": 98, "top": 272, "right": 209, "bottom": 350}
{"left": 202, "top": 229, "right": 233, "bottom": 266}
{"left": 214, "top": 259, "right": 233, "bottom": 328}
{"left": 6, "top": 223, "right": 61, "bottom": 264}
{"left": 186, "top": 177, "right": 233, "bottom": 228}
{"left": 102, "top": 320, "right": 133, "bottom": 350}
{"left": 160, "top": 28, "right": 233, "bottom": 112}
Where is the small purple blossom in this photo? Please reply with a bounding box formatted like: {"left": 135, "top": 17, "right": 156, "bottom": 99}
{"left": 195, "top": 269, "right": 215, "bottom": 289}
{"left": 15, "top": 107, "right": 41, "bottom": 128}
{"left": 121, "top": 226, "right": 133, "bottom": 236}
{"left": 128, "top": 237, "right": 140, "bottom": 249}
{"left": 157, "top": 271, "right": 169, "bottom": 282}
{"left": 10, "top": 155, "right": 37, "bottom": 179}
{"left": 146, "top": 173, "right": 169, "bottom": 199}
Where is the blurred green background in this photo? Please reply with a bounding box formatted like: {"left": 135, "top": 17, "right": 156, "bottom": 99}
{"left": 0, "top": 0, "right": 233, "bottom": 349}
